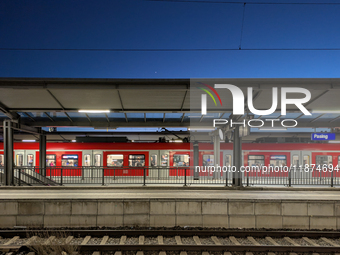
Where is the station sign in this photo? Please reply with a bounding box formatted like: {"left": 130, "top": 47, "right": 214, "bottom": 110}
{"left": 311, "top": 133, "right": 336, "bottom": 141}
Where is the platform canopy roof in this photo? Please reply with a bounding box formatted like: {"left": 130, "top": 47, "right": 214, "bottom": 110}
{"left": 0, "top": 78, "right": 339, "bottom": 142}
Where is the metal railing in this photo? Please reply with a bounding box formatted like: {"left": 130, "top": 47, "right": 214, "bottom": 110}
{"left": 0, "top": 166, "right": 339, "bottom": 187}
{"left": 243, "top": 167, "right": 340, "bottom": 187}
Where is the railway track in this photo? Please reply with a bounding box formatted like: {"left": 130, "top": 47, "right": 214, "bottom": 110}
{"left": 1, "top": 229, "right": 340, "bottom": 255}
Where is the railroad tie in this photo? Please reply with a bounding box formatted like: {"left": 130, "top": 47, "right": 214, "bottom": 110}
{"left": 223, "top": 252, "right": 232, "bottom": 255}
{"left": 136, "top": 252, "right": 144, "bottom": 255}
{"left": 92, "top": 252, "right": 100, "bottom": 255}
{"left": 211, "top": 236, "right": 221, "bottom": 245}
{"left": 43, "top": 236, "right": 56, "bottom": 245}
{"left": 139, "top": 235, "right": 145, "bottom": 245}
{"left": 193, "top": 236, "right": 202, "bottom": 245}
{"left": 81, "top": 236, "right": 91, "bottom": 245}
{"left": 65, "top": 236, "right": 74, "bottom": 244}
{"left": 320, "top": 237, "right": 340, "bottom": 247}
{"left": 119, "top": 235, "right": 127, "bottom": 245}
{"left": 27, "top": 252, "right": 35, "bottom": 255}
{"left": 114, "top": 252, "right": 122, "bottom": 255}
{"left": 175, "top": 236, "right": 182, "bottom": 245}
{"left": 4, "top": 236, "right": 19, "bottom": 245}
{"left": 157, "top": 235, "right": 164, "bottom": 244}
{"left": 265, "top": 236, "right": 279, "bottom": 246}
{"left": 229, "top": 236, "right": 240, "bottom": 245}
{"left": 247, "top": 236, "right": 260, "bottom": 245}
{"left": 179, "top": 252, "right": 187, "bottom": 255}
{"left": 289, "top": 253, "right": 298, "bottom": 255}
{"left": 100, "top": 236, "right": 109, "bottom": 245}
{"left": 202, "top": 252, "right": 209, "bottom": 255}
{"left": 267, "top": 253, "right": 276, "bottom": 255}
{"left": 312, "top": 253, "right": 320, "bottom": 255}
{"left": 25, "top": 236, "right": 38, "bottom": 245}
{"left": 245, "top": 253, "right": 253, "bottom": 255}
{"left": 302, "top": 237, "right": 320, "bottom": 246}
{"left": 159, "top": 252, "right": 166, "bottom": 255}
{"left": 284, "top": 237, "right": 300, "bottom": 246}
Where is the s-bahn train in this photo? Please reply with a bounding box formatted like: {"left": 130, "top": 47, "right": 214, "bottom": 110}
{"left": 0, "top": 142, "right": 340, "bottom": 178}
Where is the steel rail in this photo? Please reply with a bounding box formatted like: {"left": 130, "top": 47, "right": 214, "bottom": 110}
{"left": 14, "top": 244, "right": 340, "bottom": 253}
{"left": 1, "top": 229, "right": 340, "bottom": 238}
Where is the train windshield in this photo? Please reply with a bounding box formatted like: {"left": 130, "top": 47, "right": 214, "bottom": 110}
{"left": 62, "top": 155, "right": 78, "bottom": 167}
{"left": 173, "top": 154, "right": 189, "bottom": 167}
{"left": 129, "top": 154, "right": 145, "bottom": 167}
{"left": 107, "top": 154, "right": 123, "bottom": 167}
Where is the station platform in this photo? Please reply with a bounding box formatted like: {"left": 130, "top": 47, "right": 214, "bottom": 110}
{"left": 0, "top": 187, "right": 340, "bottom": 230}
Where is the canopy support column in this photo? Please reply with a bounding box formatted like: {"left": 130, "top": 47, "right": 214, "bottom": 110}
{"left": 39, "top": 134, "right": 46, "bottom": 176}
{"left": 3, "top": 120, "right": 14, "bottom": 186}
{"left": 233, "top": 125, "right": 242, "bottom": 187}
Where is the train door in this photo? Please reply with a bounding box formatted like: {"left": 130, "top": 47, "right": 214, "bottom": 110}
{"left": 25, "top": 150, "right": 36, "bottom": 167}
{"left": 223, "top": 150, "right": 233, "bottom": 182}
{"left": 159, "top": 150, "right": 169, "bottom": 178}
{"left": 149, "top": 150, "right": 159, "bottom": 178}
{"left": 83, "top": 150, "right": 92, "bottom": 179}
{"left": 14, "top": 150, "right": 25, "bottom": 167}
{"left": 93, "top": 150, "right": 103, "bottom": 180}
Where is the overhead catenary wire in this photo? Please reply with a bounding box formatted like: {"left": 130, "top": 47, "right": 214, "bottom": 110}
{"left": 2, "top": 48, "right": 340, "bottom": 51}
{"left": 146, "top": 0, "right": 340, "bottom": 5}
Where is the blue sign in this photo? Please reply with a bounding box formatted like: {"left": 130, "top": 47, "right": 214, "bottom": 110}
{"left": 311, "top": 133, "right": 336, "bottom": 140}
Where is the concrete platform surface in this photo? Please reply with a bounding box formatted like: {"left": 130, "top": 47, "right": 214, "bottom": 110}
{"left": 0, "top": 188, "right": 340, "bottom": 200}
{"left": 1, "top": 188, "right": 340, "bottom": 229}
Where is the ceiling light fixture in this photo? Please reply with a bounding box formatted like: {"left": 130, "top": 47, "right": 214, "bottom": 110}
{"left": 78, "top": 110, "right": 110, "bottom": 113}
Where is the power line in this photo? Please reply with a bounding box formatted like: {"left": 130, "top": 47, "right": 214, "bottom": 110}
{"left": 2, "top": 48, "right": 340, "bottom": 52}
{"left": 146, "top": 0, "right": 340, "bottom": 5}
{"left": 239, "top": 3, "right": 246, "bottom": 50}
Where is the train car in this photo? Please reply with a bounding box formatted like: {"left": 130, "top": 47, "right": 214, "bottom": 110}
{"left": 1, "top": 142, "right": 340, "bottom": 179}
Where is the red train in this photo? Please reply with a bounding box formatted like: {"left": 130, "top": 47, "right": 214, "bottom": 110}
{"left": 0, "top": 142, "right": 339, "bottom": 177}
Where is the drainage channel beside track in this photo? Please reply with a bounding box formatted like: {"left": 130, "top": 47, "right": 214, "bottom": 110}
{"left": 1, "top": 230, "right": 340, "bottom": 255}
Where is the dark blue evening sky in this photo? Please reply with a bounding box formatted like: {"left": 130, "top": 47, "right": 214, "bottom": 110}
{"left": 1, "top": 0, "right": 340, "bottom": 78}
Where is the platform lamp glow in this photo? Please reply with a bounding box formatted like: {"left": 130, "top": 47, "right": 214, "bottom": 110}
{"left": 78, "top": 110, "right": 110, "bottom": 113}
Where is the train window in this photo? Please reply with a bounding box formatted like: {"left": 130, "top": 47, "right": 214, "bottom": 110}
{"left": 107, "top": 154, "right": 123, "bottom": 167}
{"left": 16, "top": 154, "right": 23, "bottom": 166}
{"left": 0, "top": 155, "right": 3, "bottom": 167}
{"left": 203, "top": 155, "right": 214, "bottom": 166}
{"left": 316, "top": 155, "right": 332, "bottom": 166}
{"left": 94, "top": 154, "right": 101, "bottom": 166}
{"left": 248, "top": 155, "right": 264, "bottom": 167}
{"left": 292, "top": 155, "right": 299, "bottom": 166}
{"left": 225, "top": 155, "right": 231, "bottom": 166}
{"left": 173, "top": 154, "right": 189, "bottom": 167}
{"left": 270, "top": 155, "right": 287, "bottom": 167}
{"left": 303, "top": 155, "right": 310, "bottom": 166}
{"left": 27, "top": 154, "right": 34, "bottom": 167}
{"left": 84, "top": 154, "right": 91, "bottom": 166}
{"left": 46, "top": 155, "right": 56, "bottom": 166}
{"left": 150, "top": 155, "right": 157, "bottom": 167}
{"left": 62, "top": 155, "right": 78, "bottom": 167}
{"left": 161, "top": 154, "right": 168, "bottom": 166}
{"left": 129, "top": 154, "right": 145, "bottom": 167}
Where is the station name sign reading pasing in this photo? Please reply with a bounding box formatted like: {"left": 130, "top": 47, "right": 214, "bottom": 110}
{"left": 311, "top": 133, "right": 336, "bottom": 141}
